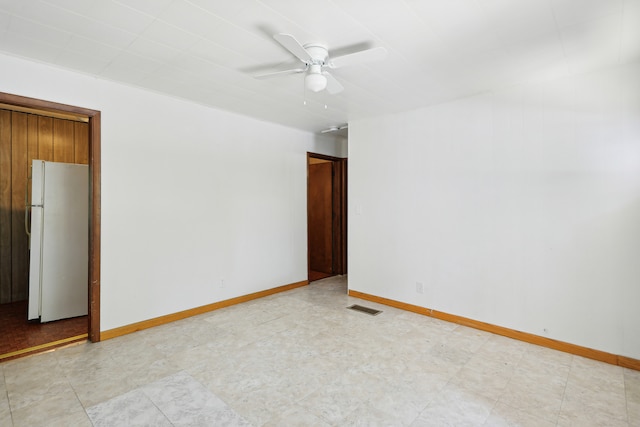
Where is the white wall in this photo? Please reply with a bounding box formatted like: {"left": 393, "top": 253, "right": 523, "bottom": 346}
{"left": 0, "top": 53, "right": 342, "bottom": 331}
{"left": 349, "top": 63, "right": 640, "bottom": 359}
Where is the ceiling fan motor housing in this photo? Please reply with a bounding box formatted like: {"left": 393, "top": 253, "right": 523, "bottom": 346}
{"left": 304, "top": 44, "right": 329, "bottom": 66}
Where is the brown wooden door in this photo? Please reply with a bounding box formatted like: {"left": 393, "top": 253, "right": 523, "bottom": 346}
{"left": 308, "top": 161, "right": 333, "bottom": 274}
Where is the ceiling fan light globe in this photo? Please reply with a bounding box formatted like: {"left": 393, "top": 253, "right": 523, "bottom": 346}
{"left": 305, "top": 73, "right": 327, "bottom": 92}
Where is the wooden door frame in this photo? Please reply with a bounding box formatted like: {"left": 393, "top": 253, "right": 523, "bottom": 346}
{"left": 307, "top": 152, "right": 347, "bottom": 279}
{"left": 0, "top": 91, "right": 101, "bottom": 342}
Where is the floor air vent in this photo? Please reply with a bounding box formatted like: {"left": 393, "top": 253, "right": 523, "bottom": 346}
{"left": 347, "top": 304, "right": 382, "bottom": 316}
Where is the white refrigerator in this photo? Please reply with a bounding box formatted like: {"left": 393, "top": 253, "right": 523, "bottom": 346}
{"left": 27, "top": 160, "right": 89, "bottom": 322}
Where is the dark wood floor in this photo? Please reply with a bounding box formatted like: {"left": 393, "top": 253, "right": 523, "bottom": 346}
{"left": 309, "top": 270, "right": 334, "bottom": 282}
{"left": 0, "top": 300, "right": 87, "bottom": 362}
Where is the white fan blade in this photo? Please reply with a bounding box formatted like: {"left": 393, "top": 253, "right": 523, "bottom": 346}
{"left": 321, "top": 125, "right": 348, "bottom": 134}
{"left": 254, "top": 68, "right": 306, "bottom": 79}
{"left": 274, "top": 33, "right": 312, "bottom": 63}
{"left": 329, "top": 46, "right": 387, "bottom": 69}
{"left": 324, "top": 72, "right": 344, "bottom": 94}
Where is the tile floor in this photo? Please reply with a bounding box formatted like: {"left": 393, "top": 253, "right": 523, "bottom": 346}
{"left": 0, "top": 276, "right": 638, "bottom": 426}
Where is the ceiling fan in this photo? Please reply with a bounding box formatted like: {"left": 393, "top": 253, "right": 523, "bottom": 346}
{"left": 255, "top": 33, "right": 387, "bottom": 94}
{"left": 321, "top": 124, "right": 348, "bottom": 134}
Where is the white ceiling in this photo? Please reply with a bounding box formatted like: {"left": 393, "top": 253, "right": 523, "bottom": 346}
{"left": 1, "top": 0, "right": 638, "bottom": 134}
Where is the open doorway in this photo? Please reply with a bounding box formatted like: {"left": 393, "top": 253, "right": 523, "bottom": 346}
{"left": 0, "top": 92, "right": 101, "bottom": 361}
{"left": 307, "top": 153, "right": 347, "bottom": 282}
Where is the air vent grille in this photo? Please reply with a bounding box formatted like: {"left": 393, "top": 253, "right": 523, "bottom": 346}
{"left": 347, "top": 304, "right": 382, "bottom": 316}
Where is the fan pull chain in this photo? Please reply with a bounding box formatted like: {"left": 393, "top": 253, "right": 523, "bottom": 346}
{"left": 303, "top": 77, "right": 307, "bottom": 106}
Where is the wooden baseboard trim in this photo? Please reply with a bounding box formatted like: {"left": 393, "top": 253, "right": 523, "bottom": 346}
{"left": 618, "top": 355, "right": 640, "bottom": 371}
{"left": 0, "top": 334, "right": 88, "bottom": 362}
{"left": 349, "top": 289, "right": 639, "bottom": 371}
{"left": 102, "top": 280, "right": 308, "bottom": 341}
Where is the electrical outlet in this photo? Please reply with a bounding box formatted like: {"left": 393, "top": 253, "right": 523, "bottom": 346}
{"left": 416, "top": 282, "right": 424, "bottom": 294}
{"left": 220, "top": 279, "right": 225, "bottom": 289}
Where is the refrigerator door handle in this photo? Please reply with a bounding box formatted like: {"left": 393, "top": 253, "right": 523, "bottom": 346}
{"left": 24, "top": 167, "right": 43, "bottom": 237}
{"left": 25, "top": 174, "right": 31, "bottom": 237}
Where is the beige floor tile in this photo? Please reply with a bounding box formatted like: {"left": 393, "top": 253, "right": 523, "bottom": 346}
{"left": 624, "top": 367, "right": 640, "bottom": 404}
{"left": 568, "top": 355, "right": 625, "bottom": 392}
{"left": 104, "top": 337, "right": 163, "bottom": 363}
{"left": 7, "top": 377, "right": 74, "bottom": 412}
{"left": 3, "top": 354, "right": 73, "bottom": 414}
{"left": 0, "top": 367, "right": 8, "bottom": 395}
{"left": 0, "top": 369, "right": 7, "bottom": 415}
{"left": 2, "top": 276, "right": 636, "bottom": 426}
{"left": 0, "top": 410, "right": 11, "bottom": 427}
{"left": 558, "top": 381, "right": 628, "bottom": 426}
{"left": 557, "top": 415, "right": 629, "bottom": 427}
{"left": 343, "top": 401, "right": 412, "bottom": 426}
{"left": 279, "top": 368, "right": 328, "bottom": 402}
{"left": 188, "top": 365, "right": 241, "bottom": 402}
{"left": 526, "top": 342, "right": 574, "bottom": 364}
{"left": 628, "top": 400, "right": 640, "bottom": 426}
{"left": 517, "top": 349, "right": 572, "bottom": 379}
{"left": 69, "top": 368, "right": 137, "bottom": 408}
{"left": 55, "top": 342, "right": 115, "bottom": 375}
{"left": 166, "top": 343, "right": 217, "bottom": 371}
{"left": 449, "top": 356, "right": 516, "bottom": 400}
{"left": 62, "top": 349, "right": 123, "bottom": 384}
{"left": 150, "top": 331, "right": 201, "bottom": 357}
{"left": 296, "top": 370, "right": 383, "bottom": 424}
{"left": 412, "top": 384, "right": 496, "bottom": 427}
{"left": 226, "top": 387, "right": 288, "bottom": 426}
{"left": 474, "top": 334, "right": 529, "bottom": 365}
{"left": 395, "top": 330, "right": 440, "bottom": 358}
{"left": 126, "top": 356, "right": 182, "bottom": 387}
{"left": 296, "top": 387, "right": 361, "bottom": 424}
{"left": 401, "top": 367, "right": 452, "bottom": 401}
{"left": 498, "top": 367, "right": 567, "bottom": 423}
{"left": 0, "top": 391, "right": 11, "bottom": 427}
{"left": 446, "top": 325, "right": 493, "bottom": 352}
{"left": 262, "top": 404, "right": 332, "bottom": 427}
{"left": 86, "top": 388, "right": 172, "bottom": 427}
{"left": 2, "top": 351, "right": 63, "bottom": 389}
{"left": 423, "top": 338, "right": 476, "bottom": 368}
{"left": 44, "top": 410, "right": 93, "bottom": 427}
{"left": 483, "top": 401, "right": 555, "bottom": 427}
{"left": 363, "top": 381, "right": 431, "bottom": 425}
{"left": 10, "top": 388, "right": 84, "bottom": 427}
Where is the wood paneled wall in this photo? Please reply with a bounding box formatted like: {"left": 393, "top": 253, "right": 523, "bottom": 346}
{"left": 0, "top": 109, "right": 88, "bottom": 303}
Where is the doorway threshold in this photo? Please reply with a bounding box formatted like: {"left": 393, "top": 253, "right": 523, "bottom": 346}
{"left": 309, "top": 270, "right": 334, "bottom": 282}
